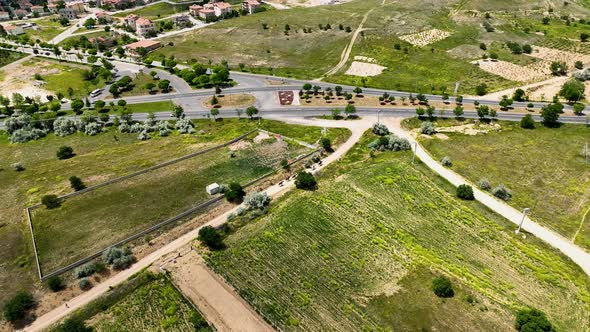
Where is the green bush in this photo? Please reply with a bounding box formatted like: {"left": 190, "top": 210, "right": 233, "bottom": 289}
{"left": 47, "top": 276, "right": 65, "bottom": 292}
{"left": 441, "top": 156, "right": 452, "bottom": 167}
{"left": 70, "top": 176, "right": 86, "bottom": 191}
{"left": 41, "top": 194, "right": 61, "bottom": 209}
{"left": 56, "top": 145, "right": 74, "bottom": 160}
{"left": 3, "top": 291, "right": 35, "bottom": 322}
{"left": 79, "top": 278, "right": 92, "bottom": 290}
{"left": 432, "top": 276, "right": 454, "bottom": 298}
{"left": 295, "top": 171, "right": 317, "bottom": 190}
{"left": 224, "top": 182, "right": 245, "bottom": 203}
{"left": 520, "top": 114, "right": 535, "bottom": 129}
{"left": 456, "top": 184, "right": 474, "bottom": 200}
{"left": 515, "top": 308, "right": 554, "bottom": 332}
{"left": 198, "top": 225, "right": 224, "bottom": 250}
{"left": 320, "top": 137, "right": 333, "bottom": 152}
{"left": 54, "top": 317, "right": 94, "bottom": 332}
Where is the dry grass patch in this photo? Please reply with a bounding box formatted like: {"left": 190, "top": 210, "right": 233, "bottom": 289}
{"left": 203, "top": 94, "right": 256, "bottom": 109}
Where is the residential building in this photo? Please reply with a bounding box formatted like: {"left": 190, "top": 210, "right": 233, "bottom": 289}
{"left": 124, "top": 13, "right": 137, "bottom": 29}
{"left": 30, "top": 5, "right": 44, "bottom": 14}
{"left": 189, "top": 4, "right": 202, "bottom": 16}
{"left": 47, "top": 3, "right": 58, "bottom": 13}
{"left": 125, "top": 39, "right": 160, "bottom": 55}
{"left": 66, "top": 1, "right": 85, "bottom": 14}
{"left": 58, "top": 8, "right": 77, "bottom": 19}
{"left": 0, "top": 11, "right": 9, "bottom": 20}
{"left": 4, "top": 24, "right": 24, "bottom": 35}
{"left": 198, "top": 8, "right": 214, "bottom": 20}
{"left": 135, "top": 17, "right": 155, "bottom": 36}
{"left": 95, "top": 11, "right": 112, "bottom": 22}
{"left": 242, "top": 0, "right": 260, "bottom": 14}
{"left": 14, "top": 9, "right": 27, "bottom": 17}
{"left": 173, "top": 14, "right": 190, "bottom": 27}
{"left": 102, "top": 0, "right": 134, "bottom": 9}
{"left": 212, "top": 2, "right": 232, "bottom": 17}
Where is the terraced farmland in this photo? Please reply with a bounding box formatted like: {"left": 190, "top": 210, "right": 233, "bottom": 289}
{"left": 207, "top": 131, "right": 590, "bottom": 331}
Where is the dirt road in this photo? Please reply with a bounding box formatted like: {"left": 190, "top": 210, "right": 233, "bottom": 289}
{"left": 164, "top": 250, "right": 274, "bottom": 332}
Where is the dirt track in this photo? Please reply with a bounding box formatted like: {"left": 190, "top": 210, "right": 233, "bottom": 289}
{"left": 164, "top": 250, "right": 274, "bottom": 332}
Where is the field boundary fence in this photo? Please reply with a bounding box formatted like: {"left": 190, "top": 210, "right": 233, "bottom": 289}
{"left": 27, "top": 130, "right": 318, "bottom": 280}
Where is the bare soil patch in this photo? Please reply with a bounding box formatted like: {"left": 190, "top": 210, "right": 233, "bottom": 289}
{"left": 202, "top": 93, "right": 256, "bottom": 109}
{"left": 345, "top": 61, "right": 387, "bottom": 77}
{"left": 398, "top": 29, "right": 451, "bottom": 47}
{"left": 529, "top": 46, "right": 590, "bottom": 70}
{"left": 473, "top": 59, "right": 548, "bottom": 82}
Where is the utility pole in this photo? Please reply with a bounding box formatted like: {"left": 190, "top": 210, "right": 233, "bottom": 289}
{"left": 411, "top": 141, "right": 417, "bottom": 164}
{"left": 515, "top": 208, "right": 530, "bottom": 236}
{"left": 377, "top": 109, "right": 381, "bottom": 124}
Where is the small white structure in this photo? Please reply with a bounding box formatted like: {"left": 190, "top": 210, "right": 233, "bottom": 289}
{"left": 206, "top": 183, "right": 221, "bottom": 195}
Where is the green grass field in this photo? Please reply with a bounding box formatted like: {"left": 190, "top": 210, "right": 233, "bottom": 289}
{"left": 124, "top": 100, "right": 175, "bottom": 113}
{"left": 405, "top": 118, "right": 590, "bottom": 250}
{"left": 24, "top": 16, "right": 69, "bottom": 41}
{"left": 90, "top": 275, "right": 210, "bottom": 331}
{"left": 114, "top": 2, "right": 189, "bottom": 19}
{"left": 31, "top": 133, "right": 311, "bottom": 273}
{"left": 207, "top": 130, "right": 590, "bottom": 331}
{"left": 0, "top": 118, "right": 349, "bottom": 306}
{"left": 153, "top": 0, "right": 372, "bottom": 79}
{"left": 0, "top": 50, "right": 26, "bottom": 69}
{"left": 21, "top": 58, "right": 107, "bottom": 99}
{"left": 51, "top": 271, "right": 211, "bottom": 331}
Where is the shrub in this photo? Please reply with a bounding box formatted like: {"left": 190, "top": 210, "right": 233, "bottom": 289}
{"left": 79, "top": 278, "right": 92, "bottom": 290}
{"left": 320, "top": 137, "right": 333, "bottom": 152}
{"left": 41, "top": 194, "right": 60, "bottom": 209}
{"left": 515, "top": 308, "right": 554, "bottom": 332}
{"left": 10, "top": 128, "right": 47, "bottom": 143}
{"left": 12, "top": 162, "right": 24, "bottom": 171}
{"left": 69, "top": 176, "right": 86, "bottom": 191}
{"left": 54, "top": 317, "right": 94, "bottom": 332}
{"left": 244, "top": 191, "right": 272, "bottom": 210}
{"left": 47, "top": 276, "right": 64, "bottom": 292}
{"left": 56, "top": 146, "right": 74, "bottom": 160}
{"left": 73, "top": 262, "right": 97, "bottom": 279}
{"left": 520, "top": 114, "right": 535, "bottom": 129}
{"left": 457, "top": 184, "right": 474, "bottom": 200}
{"left": 368, "top": 135, "right": 411, "bottom": 151}
{"left": 372, "top": 123, "right": 390, "bottom": 136}
{"left": 295, "top": 171, "right": 317, "bottom": 190}
{"left": 53, "top": 117, "right": 78, "bottom": 136}
{"left": 176, "top": 118, "right": 195, "bottom": 134}
{"left": 138, "top": 130, "right": 150, "bottom": 141}
{"left": 198, "top": 225, "right": 224, "bottom": 249}
{"left": 441, "top": 156, "right": 452, "bottom": 167}
{"left": 112, "top": 254, "right": 135, "bottom": 270}
{"left": 432, "top": 276, "right": 454, "bottom": 298}
{"left": 84, "top": 122, "right": 102, "bottom": 136}
{"left": 574, "top": 68, "right": 590, "bottom": 81}
{"left": 478, "top": 178, "right": 491, "bottom": 191}
{"left": 3, "top": 291, "right": 34, "bottom": 322}
{"left": 224, "top": 182, "right": 245, "bottom": 203}
{"left": 420, "top": 121, "right": 437, "bottom": 135}
{"left": 492, "top": 184, "right": 512, "bottom": 201}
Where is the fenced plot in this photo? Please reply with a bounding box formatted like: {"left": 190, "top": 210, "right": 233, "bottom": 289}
{"left": 30, "top": 133, "right": 312, "bottom": 275}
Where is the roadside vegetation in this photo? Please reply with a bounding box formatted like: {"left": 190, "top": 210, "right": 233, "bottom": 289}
{"left": 206, "top": 129, "right": 590, "bottom": 331}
